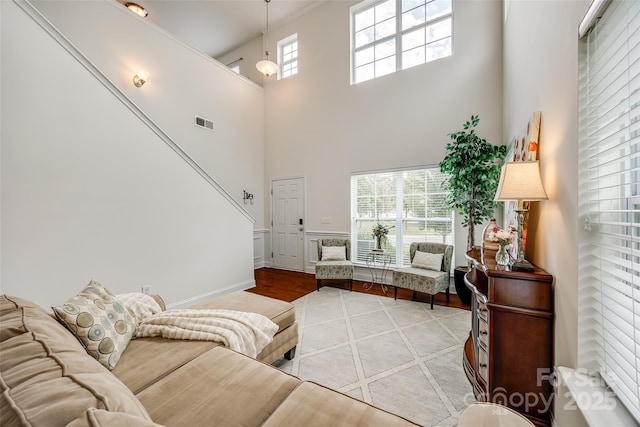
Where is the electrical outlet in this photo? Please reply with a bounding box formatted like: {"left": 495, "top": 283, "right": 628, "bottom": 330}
{"left": 141, "top": 285, "right": 151, "bottom": 295}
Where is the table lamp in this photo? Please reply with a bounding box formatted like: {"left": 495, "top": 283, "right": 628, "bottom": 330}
{"left": 494, "top": 161, "right": 548, "bottom": 271}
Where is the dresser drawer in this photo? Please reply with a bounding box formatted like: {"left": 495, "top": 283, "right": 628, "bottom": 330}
{"left": 479, "top": 318, "right": 489, "bottom": 348}
{"left": 478, "top": 347, "right": 489, "bottom": 382}
{"left": 477, "top": 300, "right": 488, "bottom": 322}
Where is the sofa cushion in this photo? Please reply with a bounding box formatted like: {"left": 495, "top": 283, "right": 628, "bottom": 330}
{"left": 0, "top": 295, "right": 152, "bottom": 426}
{"left": 112, "top": 337, "right": 220, "bottom": 394}
{"left": 136, "top": 346, "right": 300, "bottom": 426}
{"left": 262, "top": 381, "right": 419, "bottom": 426}
{"left": 52, "top": 280, "right": 137, "bottom": 370}
{"left": 113, "top": 291, "right": 297, "bottom": 394}
{"left": 66, "top": 408, "right": 165, "bottom": 427}
{"left": 192, "top": 291, "right": 295, "bottom": 333}
{"left": 321, "top": 246, "right": 346, "bottom": 261}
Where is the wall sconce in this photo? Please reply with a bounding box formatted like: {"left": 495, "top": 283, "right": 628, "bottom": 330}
{"left": 494, "top": 161, "right": 548, "bottom": 271}
{"left": 133, "top": 72, "right": 147, "bottom": 87}
{"left": 243, "top": 190, "right": 254, "bottom": 205}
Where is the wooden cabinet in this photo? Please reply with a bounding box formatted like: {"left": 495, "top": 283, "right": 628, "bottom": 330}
{"left": 463, "top": 248, "right": 554, "bottom": 427}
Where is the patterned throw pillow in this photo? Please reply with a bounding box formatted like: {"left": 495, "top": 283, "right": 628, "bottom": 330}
{"left": 322, "top": 246, "right": 346, "bottom": 261}
{"left": 411, "top": 251, "right": 444, "bottom": 271}
{"left": 53, "top": 280, "right": 137, "bottom": 370}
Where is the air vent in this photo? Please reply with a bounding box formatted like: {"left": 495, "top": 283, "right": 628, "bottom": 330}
{"left": 195, "top": 115, "right": 214, "bottom": 131}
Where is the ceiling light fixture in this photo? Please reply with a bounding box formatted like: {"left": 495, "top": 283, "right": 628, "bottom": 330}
{"left": 256, "top": 0, "right": 278, "bottom": 77}
{"left": 126, "top": 2, "right": 148, "bottom": 18}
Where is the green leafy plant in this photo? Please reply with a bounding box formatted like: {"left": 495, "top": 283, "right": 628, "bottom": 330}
{"left": 439, "top": 115, "right": 507, "bottom": 252}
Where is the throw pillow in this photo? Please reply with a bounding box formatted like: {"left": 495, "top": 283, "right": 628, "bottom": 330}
{"left": 411, "top": 251, "right": 444, "bottom": 271}
{"left": 52, "top": 279, "right": 137, "bottom": 370}
{"left": 321, "top": 246, "right": 347, "bottom": 261}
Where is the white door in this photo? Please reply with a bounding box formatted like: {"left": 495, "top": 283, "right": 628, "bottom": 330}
{"left": 271, "top": 177, "right": 305, "bottom": 271}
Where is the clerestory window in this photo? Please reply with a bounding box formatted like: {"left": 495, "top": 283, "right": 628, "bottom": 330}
{"left": 351, "top": 0, "right": 453, "bottom": 84}
{"left": 278, "top": 34, "right": 298, "bottom": 79}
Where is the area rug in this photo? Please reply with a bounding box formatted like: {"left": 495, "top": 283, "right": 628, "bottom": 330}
{"left": 273, "top": 287, "right": 473, "bottom": 427}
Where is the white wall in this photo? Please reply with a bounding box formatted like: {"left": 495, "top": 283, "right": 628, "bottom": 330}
{"left": 260, "top": 0, "right": 504, "bottom": 268}
{"left": 1, "top": 0, "right": 255, "bottom": 307}
{"left": 31, "top": 0, "right": 266, "bottom": 230}
{"left": 502, "top": 1, "right": 589, "bottom": 424}
{"left": 216, "top": 37, "right": 266, "bottom": 87}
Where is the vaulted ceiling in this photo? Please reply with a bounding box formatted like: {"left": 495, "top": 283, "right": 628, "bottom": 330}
{"left": 115, "top": 0, "right": 323, "bottom": 58}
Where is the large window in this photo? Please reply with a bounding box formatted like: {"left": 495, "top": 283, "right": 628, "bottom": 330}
{"left": 578, "top": 0, "right": 640, "bottom": 422}
{"left": 351, "top": 167, "right": 453, "bottom": 267}
{"left": 351, "top": 0, "right": 453, "bottom": 84}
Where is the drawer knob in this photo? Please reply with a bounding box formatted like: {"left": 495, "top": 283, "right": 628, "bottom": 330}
{"left": 479, "top": 363, "right": 487, "bottom": 368}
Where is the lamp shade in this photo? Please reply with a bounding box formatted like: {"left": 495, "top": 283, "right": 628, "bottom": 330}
{"left": 494, "top": 161, "right": 548, "bottom": 201}
{"left": 256, "top": 59, "right": 278, "bottom": 77}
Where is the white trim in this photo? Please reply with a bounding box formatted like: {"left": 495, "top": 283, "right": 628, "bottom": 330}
{"left": 14, "top": 0, "right": 256, "bottom": 223}
{"left": 554, "top": 367, "right": 638, "bottom": 427}
{"left": 351, "top": 162, "right": 442, "bottom": 177}
{"left": 166, "top": 280, "right": 255, "bottom": 309}
{"left": 253, "top": 229, "right": 270, "bottom": 269}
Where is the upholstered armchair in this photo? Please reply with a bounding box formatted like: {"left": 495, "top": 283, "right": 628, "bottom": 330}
{"left": 391, "top": 242, "right": 453, "bottom": 309}
{"left": 315, "top": 239, "right": 354, "bottom": 292}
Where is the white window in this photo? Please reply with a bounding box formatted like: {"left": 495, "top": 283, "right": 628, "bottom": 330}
{"left": 351, "top": 0, "right": 452, "bottom": 84}
{"left": 578, "top": 0, "right": 640, "bottom": 422}
{"left": 351, "top": 167, "right": 453, "bottom": 266}
{"left": 278, "top": 34, "right": 298, "bottom": 79}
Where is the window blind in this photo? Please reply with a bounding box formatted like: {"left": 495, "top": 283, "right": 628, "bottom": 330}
{"left": 578, "top": 0, "right": 640, "bottom": 422}
{"left": 350, "top": 167, "right": 453, "bottom": 267}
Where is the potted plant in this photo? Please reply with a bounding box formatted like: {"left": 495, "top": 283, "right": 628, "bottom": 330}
{"left": 439, "top": 115, "right": 507, "bottom": 305}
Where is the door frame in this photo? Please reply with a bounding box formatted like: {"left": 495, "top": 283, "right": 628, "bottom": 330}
{"left": 270, "top": 175, "right": 306, "bottom": 272}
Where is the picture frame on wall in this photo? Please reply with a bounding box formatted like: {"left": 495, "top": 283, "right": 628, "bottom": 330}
{"left": 504, "top": 111, "right": 541, "bottom": 253}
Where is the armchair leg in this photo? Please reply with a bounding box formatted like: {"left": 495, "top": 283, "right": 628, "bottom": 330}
{"left": 446, "top": 287, "right": 450, "bottom": 301}
{"left": 349, "top": 279, "right": 353, "bottom": 292}
{"left": 394, "top": 286, "right": 398, "bottom": 300}
{"left": 430, "top": 294, "right": 434, "bottom": 310}
{"left": 316, "top": 279, "right": 321, "bottom": 292}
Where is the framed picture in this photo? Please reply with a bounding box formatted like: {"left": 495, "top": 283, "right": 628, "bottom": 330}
{"left": 504, "top": 112, "right": 541, "bottom": 252}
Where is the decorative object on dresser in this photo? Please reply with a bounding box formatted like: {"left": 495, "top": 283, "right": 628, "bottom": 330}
{"left": 439, "top": 115, "right": 507, "bottom": 305}
{"left": 494, "top": 161, "right": 548, "bottom": 272}
{"left": 315, "top": 239, "right": 354, "bottom": 291}
{"left": 481, "top": 218, "right": 501, "bottom": 250}
{"left": 463, "top": 247, "right": 553, "bottom": 427}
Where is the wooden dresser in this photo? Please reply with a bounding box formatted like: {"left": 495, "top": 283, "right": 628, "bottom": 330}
{"left": 463, "top": 248, "right": 554, "bottom": 427}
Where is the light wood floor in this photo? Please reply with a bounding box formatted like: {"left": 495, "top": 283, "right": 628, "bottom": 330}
{"left": 249, "top": 267, "right": 470, "bottom": 310}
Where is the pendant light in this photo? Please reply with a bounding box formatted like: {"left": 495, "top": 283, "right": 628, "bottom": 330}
{"left": 256, "top": 0, "right": 278, "bottom": 77}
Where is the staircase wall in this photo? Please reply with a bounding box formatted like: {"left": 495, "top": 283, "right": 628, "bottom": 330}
{"left": 1, "top": 0, "right": 261, "bottom": 307}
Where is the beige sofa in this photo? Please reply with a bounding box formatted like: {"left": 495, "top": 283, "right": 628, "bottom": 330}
{"left": 1, "top": 292, "right": 419, "bottom": 426}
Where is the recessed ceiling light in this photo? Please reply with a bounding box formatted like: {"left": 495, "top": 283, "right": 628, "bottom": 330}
{"left": 125, "top": 2, "right": 148, "bottom": 18}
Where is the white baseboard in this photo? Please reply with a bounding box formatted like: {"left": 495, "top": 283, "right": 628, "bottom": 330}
{"left": 166, "top": 280, "right": 255, "bottom": 309}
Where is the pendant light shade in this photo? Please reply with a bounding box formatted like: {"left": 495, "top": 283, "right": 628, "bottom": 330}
{"left": 256, "top": 0, "right": 278, "bottom": 77}
{"left": 256, "top": 59, "right": 278, "bottom": 77}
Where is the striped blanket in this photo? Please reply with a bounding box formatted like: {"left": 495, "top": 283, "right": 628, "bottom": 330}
{"left": 118, "top": 293, "right": 278, "bottom": 359}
